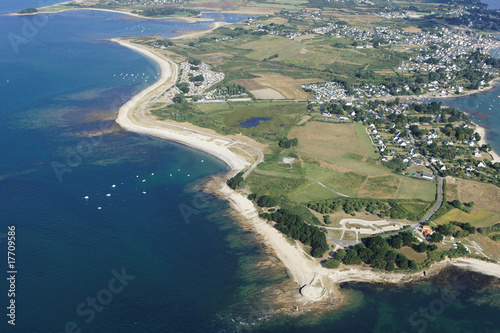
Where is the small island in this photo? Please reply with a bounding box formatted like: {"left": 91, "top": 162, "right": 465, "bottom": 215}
{"left": 18, "top": 7, "right": 38, "bottom": 14}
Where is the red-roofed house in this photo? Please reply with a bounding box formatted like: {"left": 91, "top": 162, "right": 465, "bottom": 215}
{"left": 422, "top": 225, "right": 433, "bottom": 236}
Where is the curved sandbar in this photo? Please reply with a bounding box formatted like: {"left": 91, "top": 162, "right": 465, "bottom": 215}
{"left": 113, "top": 39, "right": 249, "bottom": 171}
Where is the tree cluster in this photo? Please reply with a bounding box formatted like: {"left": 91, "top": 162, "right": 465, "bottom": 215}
{"left": 278, "top": 138, "right": 298, "bottom": 148}
{"left": 331, "top": 233, "right": 419, "bottom": 271}
{"left": 383, "top": 157, "right": 408, "bottom": 173}
{"left": 227, "top": 172, "right": 245, "bottom": 190}
{"left": 140, "top": 8, "right": 200, "bottom": 17}
{"left": 215, "top": 84, "right": 249, "bottom": 97}
{"left": 434, "top": 221, "right": 476, "bottom": 239}
{"left": 321, "top": 102, "right": 345, "bottom": 115}
{"left": 478, "top": 222, "right": 500, "bottom": 235}
{"left": 177, "top": 82, "right": 190, "bottom": 94}
{"left": 256, "top": 195, "right": 277, "bottom": 207}
{"left": 18, "top": 8, "right": 37, "bottom": 13}
{"left": 188, "top": 75, "right": 204, "bottom": 83}
{"left": 263, "top": 209, "right": 329, "bottom": 257}
{"left": 444, "top": 124, "right": 474, "bottom": 141}
{"left": 307, "top": 198, "right": 426, "bottom": 221}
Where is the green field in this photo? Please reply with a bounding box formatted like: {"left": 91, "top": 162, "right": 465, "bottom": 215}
{"left": 288, "top": 181, "right": 340, "bottom": 203}
{"left": 153, "top": 101, "right": 307, "bottom": 142}
{"left": 396, "top": 178, "right": 436, "bottom": 202}
{"left": 222, "top": 101, "right": 306, "bottom": 132}
{"left": 434, "top": 208, "right": 500, "bottom": 228}
{"left": 333, "top": 156, "right": 388, "bottom": 176}
{"left": 249, "top": 148, "right": 436, "bottom": 203}
{"left": 399, "top": 202, "right": 431, "bottom": 215}
{"left": 336, "top": 172, "right": 367, "bottom": 190}
{"left": 355, "top": 123, "right": 380, "bottom": 160}
{"left": 245, "top": 172, "right": 307, "bottom": 198}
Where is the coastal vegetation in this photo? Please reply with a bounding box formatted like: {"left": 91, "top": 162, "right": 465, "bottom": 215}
{"left": 330, "top": 233, "right": 420, "bottom": 271}
{"left": 262, "top": 208, "right": 329, "bottom": 257}
{"left": 133, "top": 8, "right": 200, "bottom": 17}
{"left": 152, "top": 101, "right": 307, "bottom": 140}
{"left": 307, "top": 198, "right": 431, "bottom": 221}
{"left": 227, "top": 172, "right": 245, "bottom": 190}
{"left": 18, "top": 8, "right": 37, "bottom": 14}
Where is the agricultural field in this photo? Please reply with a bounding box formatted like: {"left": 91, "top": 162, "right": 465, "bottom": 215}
{"left": 289, "top": 121, "right": 374, "bottom": 163}
{"left": 434, "top": 208, "right": 499, "bottom": 228}
{"left": 396, "top": 178, "right": 436, "bottom": 202}
{"left": 250, "top": 88, "right": 285, "bottom": 100}
{"left": 442, "top": 177, "right": 500, "bottom": 227}
{"left": 445, "top": 177, "right": 500, "bottom": 214}
{"left": 248, "top": 73, "right": 317, "bottom": 100}
{"left": 247, "top": 120, "right": 436, "bottom": 203}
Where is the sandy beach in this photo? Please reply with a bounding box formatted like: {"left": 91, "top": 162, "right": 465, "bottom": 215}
{"left": 473, "top": 121, "right": 500, "bottom": 163}
{"left": 113, "top": 39, "right": 251, "bottom": 171}
{"left": 171, "top": 21, "right": 229, "bottom": 39}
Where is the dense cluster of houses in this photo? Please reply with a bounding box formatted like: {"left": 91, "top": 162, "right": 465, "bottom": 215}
{"left": 163, "top": 62, "right": 224, "bottom": 101}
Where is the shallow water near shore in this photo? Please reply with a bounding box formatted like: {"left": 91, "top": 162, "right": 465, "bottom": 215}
{"left": 1, "top": 5, "right": 500, "bottom": 333}
{"left": 258, "top": 267, "right": 500, "bottom": 333}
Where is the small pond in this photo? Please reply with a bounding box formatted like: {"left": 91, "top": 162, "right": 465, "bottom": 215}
{"left": 239, "top": 117, "right": 272, "bottom": 128}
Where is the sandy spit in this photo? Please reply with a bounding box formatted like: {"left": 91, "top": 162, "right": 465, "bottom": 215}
{"left": 113, "top": 39, "right": 249, "bottom": 171}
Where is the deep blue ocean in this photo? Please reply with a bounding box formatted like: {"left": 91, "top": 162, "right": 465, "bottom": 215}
{"left": 0, "top": 1, "right": 499, "bottom": 332}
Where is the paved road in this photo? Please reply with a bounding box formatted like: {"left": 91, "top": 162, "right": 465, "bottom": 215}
{"left": 420, "top": 176, "right": 443, "bottom": 225}
{"left": 407, "top": 131, "right": 445, "bottom": 228}
{"left": 322, "top": 219, "right": 408, "bottom": 234}
{"left": 242, "top": 148, "right": 264, "bottom": 179}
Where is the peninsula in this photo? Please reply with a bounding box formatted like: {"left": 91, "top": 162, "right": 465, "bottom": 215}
{"left": 113, "top": 36, "right": 500, "bottom": 302}
{"left": 29, "top": 0, "right": 500, "bottom": 304}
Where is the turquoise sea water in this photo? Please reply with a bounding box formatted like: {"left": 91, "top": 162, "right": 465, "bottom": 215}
{"left": 0, "top": 4, "right": 499, "bottom": 332}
